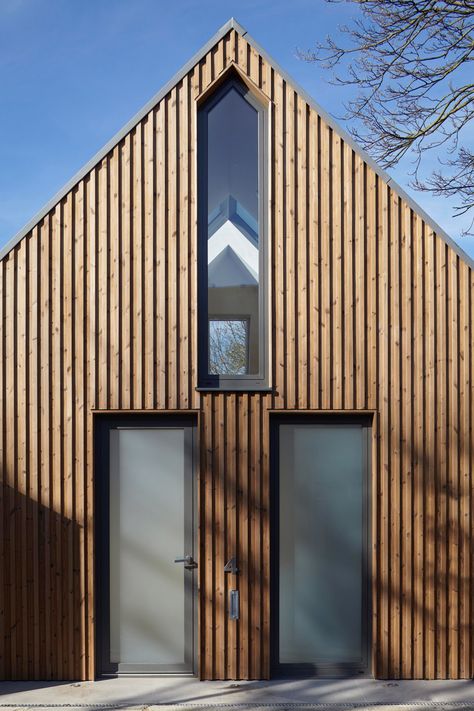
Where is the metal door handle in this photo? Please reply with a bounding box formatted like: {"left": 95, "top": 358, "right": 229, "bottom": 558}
{"left": 174, "top": 555, "right": 197, "bottom": 569}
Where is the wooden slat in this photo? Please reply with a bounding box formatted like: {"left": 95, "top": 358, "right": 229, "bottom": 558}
{"left": 178, "top": 77, "right": 189, "bottom": 409}
{"left": 389, "top": 191, "right": 401, "bottom": 677}
{"left": 249, "top": 395, "right": 261, "bottom": 679}
{"left": 343, "top": 146, "right": 354, "bottom": 408}
{"left": 225, "top": 394, "right": 237, "bottom": 679}
{"left": 120, "top": 136, "right": 132, "bottom": 409}
{"left": 412, "top": 214, "right": 424, "bottom": 678}
{"left": 28, "top": 230, "right": 40, "bottom": 678}
{"left": 189, "top": 70, "right": 199, "bottom": 410}
{"left": 237, "top": 32, "right": 246, "bottom": 76}
{"left": 39, "top": 216, "right": 51, "bottom": 679}
{"left": 74, "top": 182, "right": 86, "bottom": 680}
{"left": 308, "top": 110, "right": 320, "bottom": 409}
{"left": 200, "top": 394, "right": 214, "bottom": 679}
{"left": 132, "top": 126, "right": 143, "bottom": 409}
{"left": 285, "top": 89, "right": 296, "bottom": 409}
{"left": 62, "top": 193, "right": 74, "bottom": 678}
{"left": 16, "top": 240, "right": 27, "bottom": 678}
{"left": 331, "top": 131, "right": 342, "bottom": 409}
{"left": 401, "top": 204, "right": 413, "bottom": 678}
{"left": 50, "top": 205, "right": 62, "bottom": 677}
{"left": 155, "top": 107, "right": 166, "bottom": 409}
{"left": 260, "top": 397, "right": 270, "bottom": 678}
{"left": 237, "top": 394, "right": 249, "bottom": 679}
{"left": 377, "top": 182, "right": 390, "bottom": 678}
{"left": 248, "top": 42, "right": 259, "bottom": 86}
{"left": 143, "top": 116, "right": 155, "bottom": 409}
{"left": 296, "top": 97, "right": 308, "bottom": 408}
{"left": 366, "top": 168, "right": 377, "bottom": 410}
{"left": 354, "top": 155, "right": 366, "bottom": 409}
{"left": 458, "top": 262, "right": 471, "bottom": 679}
{"left": 97, "top": 160, "right": 108, "bottom": 411}
{"left": 273, "top": 75, "right": 285, "bottom": 409}
{"left": 167, "top": 91, "right": 178, "bottom": 409}
{"left": 447, "top": 249, "right": 459, "bottom": 678}
{"left": 320, "top": 122, "right": 331, "bottom": 409}
{"left": 435, "top": 237, "right": 448, "bottom": 678}
{"left": 85, "top": 172, "right": 97, "bottom": 680}
{"left": 109, "top": 148, "right": 121, "bottom": 409}
{"left": 424, "top": 228, "right": 436, "bottom": 678}
{"left": 214, "top": 395, "right": 225, "bottom": 679}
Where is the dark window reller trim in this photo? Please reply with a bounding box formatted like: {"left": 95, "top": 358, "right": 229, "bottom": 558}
{"left": 197, "top": 76, "right": 269, "bottom": 391}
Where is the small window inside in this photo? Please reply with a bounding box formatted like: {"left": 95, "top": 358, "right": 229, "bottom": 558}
{"left": 209, "top": 318, "right": 249, "bottom": 375}
{"left": 198, "top": 77, "right": 267, "bottom": 389}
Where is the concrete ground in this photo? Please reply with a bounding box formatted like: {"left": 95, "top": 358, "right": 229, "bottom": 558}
{"left": 0, "top": 677, "right": 473, "bottom": 710}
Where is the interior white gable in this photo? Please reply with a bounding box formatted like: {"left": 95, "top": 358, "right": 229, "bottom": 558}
{"left": 208, "top": 220, "right": 259, "bottom": 281}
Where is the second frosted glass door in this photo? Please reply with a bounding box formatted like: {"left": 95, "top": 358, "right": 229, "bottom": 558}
{"left": 277, "top": 422, "right": 369, "bottom": 675}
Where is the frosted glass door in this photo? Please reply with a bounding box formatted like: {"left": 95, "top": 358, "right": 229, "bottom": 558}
{"left": 105, "top": 425, "right": 194, "bottom": 673}
{"left": 278, "top": 423, "right": 368, "bottom": 674}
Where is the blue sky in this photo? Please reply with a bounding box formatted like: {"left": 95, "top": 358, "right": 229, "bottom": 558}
{"left": 1, "top": 0, "right": 473, "bottom": 258}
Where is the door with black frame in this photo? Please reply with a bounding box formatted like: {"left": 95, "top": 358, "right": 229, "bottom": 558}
{"left": 95, "top": 415, "right": 197, "bottom": 676}
{"left": 271, "top": 416, "right": 371, "bottom": 677}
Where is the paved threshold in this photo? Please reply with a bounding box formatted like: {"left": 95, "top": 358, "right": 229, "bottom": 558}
{"left": 0, "top": 706, "right": 472, "bottom": 711}
{"left": 0, "top": 705, "right": 471, "bottom": 710}
{"left": 0, "top": 679, "right": 472, "bottom": 710}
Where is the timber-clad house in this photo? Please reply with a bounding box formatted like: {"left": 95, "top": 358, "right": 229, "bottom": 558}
{"left": 0, "top": 18, "right": 473, "bottom": 681}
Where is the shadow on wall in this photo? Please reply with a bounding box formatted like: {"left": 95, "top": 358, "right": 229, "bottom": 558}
{"left": 1, "top": 482, "right": 84, "bottom": 681}
{"left": 372, "top": 414, "right": 472, "bottom": 679}
{"left": 1, "top": 410, "right": 473, "bottom": 681}
{"left": 200, "top": 402, "right": 473, "bottom": 680}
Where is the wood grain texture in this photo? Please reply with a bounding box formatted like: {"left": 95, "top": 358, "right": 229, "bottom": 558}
{"left": 0, "top": 28, "right": 472, "bottom": 681}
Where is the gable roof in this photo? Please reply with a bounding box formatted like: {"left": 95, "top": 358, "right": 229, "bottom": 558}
{"left": 2, "top": 17, "right": 473, "bottom": 270}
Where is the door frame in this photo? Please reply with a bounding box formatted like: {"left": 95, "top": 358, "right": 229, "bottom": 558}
{"left": 94, "top": 412, "right": 198, "bottom": 677}
{"left": 270, "top": 413, "right": 373, "bottom": 678}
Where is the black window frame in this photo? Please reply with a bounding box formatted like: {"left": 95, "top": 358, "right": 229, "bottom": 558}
{"left": 197, "top": 77, "right": 269, "bottom": 391}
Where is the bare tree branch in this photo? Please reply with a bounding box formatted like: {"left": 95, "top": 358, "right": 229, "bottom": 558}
{"left": 301, "top": 0, "right": 474, "bottom": 232}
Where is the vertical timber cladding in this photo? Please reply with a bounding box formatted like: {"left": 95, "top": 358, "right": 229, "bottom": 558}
{"left": 0, "top": 25, "right": 472, "bottom": 681}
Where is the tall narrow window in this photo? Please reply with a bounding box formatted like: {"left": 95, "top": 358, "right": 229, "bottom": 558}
{"left": 198, "top": 77, "right": 267, "bottom": 389}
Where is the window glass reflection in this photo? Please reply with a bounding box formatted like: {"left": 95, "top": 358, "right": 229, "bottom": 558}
{"left": 209, "top": 318, "right": 249, "bottom": 375}
{"left": 205, "top": 84, "right": 260, "bottom": 376}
